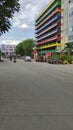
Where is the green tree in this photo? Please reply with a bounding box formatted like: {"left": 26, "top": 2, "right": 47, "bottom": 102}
{"left": 0, "top": 0, "right": 20, "bottom": 35}
{"left": 0, "top": 50, "right": 2, "bottom": 55}
{"left": 15, "top": 39, "right": 35, "bottom": 56}
{"left": 64, "top": 43, "right": 73, "bottom": 55}
{"left": 15, "top": 42, "right": 24, "bottom": 56}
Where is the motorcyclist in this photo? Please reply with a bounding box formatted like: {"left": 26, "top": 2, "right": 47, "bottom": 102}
{"left": 13, "top": 54, "right": 16, "bottom": 63}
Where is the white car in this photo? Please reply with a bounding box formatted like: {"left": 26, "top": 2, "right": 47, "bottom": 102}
{"left": 25, "top": 56, "right": 31, "bottom": 62}
{"left": 0, "top": 56, "right": 4, "bottom": 62}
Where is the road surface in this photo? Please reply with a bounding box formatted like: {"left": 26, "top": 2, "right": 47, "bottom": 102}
{"left": 0, "top": 59, "right": 73, "bottom": 130}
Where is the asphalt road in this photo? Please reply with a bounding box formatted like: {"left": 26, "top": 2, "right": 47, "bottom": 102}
{"left": 0, "top": 59, "right": 73, "bottom": 130}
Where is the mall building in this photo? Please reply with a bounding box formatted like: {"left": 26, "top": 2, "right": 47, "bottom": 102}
{"left": 35, "top": 0, "right": 73, "bottom": 55}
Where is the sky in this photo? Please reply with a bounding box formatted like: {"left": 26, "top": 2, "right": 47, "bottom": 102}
{"left": 0, "top": 0, "right": 50, "bottom": 45}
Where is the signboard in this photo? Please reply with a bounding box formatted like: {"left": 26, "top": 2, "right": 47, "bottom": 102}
{"left": 46, "top": 52, "right": 51, "bottom": 58}
{"left": 33, "top": 50, "right": 37, "bottom": 54}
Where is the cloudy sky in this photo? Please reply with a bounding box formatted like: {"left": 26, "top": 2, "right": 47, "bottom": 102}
{"left": 0, "top": 0, "right": 50, "bottom": 45}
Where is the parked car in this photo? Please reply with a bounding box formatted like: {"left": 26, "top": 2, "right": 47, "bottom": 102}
{"left": 24, "top": 56, "right": 31, "bottom": 62}
{"left": 0, "top": 56, "right": 4, "bottom": 62}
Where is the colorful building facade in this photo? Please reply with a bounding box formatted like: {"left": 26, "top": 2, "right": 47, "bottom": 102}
{"left": 35, "top": 0, "right": 62, "bottom": 55}
{"left": 35, "top": 0, "right": 73, "bottom": 55}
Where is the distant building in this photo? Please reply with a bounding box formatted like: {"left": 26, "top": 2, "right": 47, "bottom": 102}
{"left": 0, "top": 44, "right": 16, "bottom": 55}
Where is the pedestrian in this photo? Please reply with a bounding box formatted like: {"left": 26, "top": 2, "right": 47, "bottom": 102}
{"left": 10, "top": 55, "right": 12, "bottom": 61}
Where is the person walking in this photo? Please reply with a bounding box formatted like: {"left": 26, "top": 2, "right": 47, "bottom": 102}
{"left": 10, "top": 55, "right": 12, "bottom": 61}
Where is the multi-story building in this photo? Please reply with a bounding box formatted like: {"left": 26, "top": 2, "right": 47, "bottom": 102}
{"left": 35, "top": 0, "right": 62, "bottom": 55}
{"left": 67, "top": 0, "right": 73, "bottom": 43}
{"left": 35, "top": 0, "right": 73, "bottom": 55}
{"left": 0, "top": 44, "right": 16, "bottom": 55}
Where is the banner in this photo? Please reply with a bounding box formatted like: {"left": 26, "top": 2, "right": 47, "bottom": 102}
{"left": 46, "top": 52, "right": 51, "bottom": 58}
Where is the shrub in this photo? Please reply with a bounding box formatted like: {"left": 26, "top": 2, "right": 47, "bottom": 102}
{"left": 68, "top": 56, "right": 73, "bottom": 64}
{"left": 60, "top": 54, "right": 68, "bottom": 61}
{"left": 59, "top": 53, "right": 73, "bottom": 64}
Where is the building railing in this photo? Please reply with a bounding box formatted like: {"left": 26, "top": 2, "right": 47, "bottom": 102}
{"left": 36, "top": 23, "right": 58, "bottom": 37}
{"left": 36, "top": 43, "right": 61, "bottom": 50}
{"left": 36, "top": 0, "right": 55, "bottom": 21}
{"left": 36, "top": 29, "right": 57, "bottom": 42}
{"left": 36, "top": 8, "right": 62, "bottom": 29}
{"left": 37, "top": 35, "right": 61, "bottom": 45}
{"left": 35, "top": 15, "right": 61, "bottom": 33}
{"left": 35, "top": 1, "right": 61, "bottom": 25}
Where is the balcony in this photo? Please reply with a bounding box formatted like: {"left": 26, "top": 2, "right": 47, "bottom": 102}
{"left": 36, "top": 0, "right": 55, "bottom": 22}
{"left": 37, "top": 35, "right": 61, "bottom": 45}
{"left": 36, "top": 8, "right": 62, "bottom": 29}
{"left": 36, "top": 42, "right": 61, "bottom": 50}
{"left": 35, "top": 15, "right": 61, "bottom": 34}
{"left": 36, "top": 1, "right": 61, "bottom": 26}
{"left": 36, "top": 29, "right": 58, "bottom": 42}
{"left": 36, "top": 22, "right": 59, "bottom": 37}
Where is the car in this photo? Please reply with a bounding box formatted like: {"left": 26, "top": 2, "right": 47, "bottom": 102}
{"left": 24, "top": 56, "right": 31, "bottom": 62}
{"left": 0, "top": 56, "right": 4, "bottom": 62}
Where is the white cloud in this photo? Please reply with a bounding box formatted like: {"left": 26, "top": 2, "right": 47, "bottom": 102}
{"left": 0, "top": 0, "right": 51, "bottom": 45}
{"left": 13, "top": 20, "right": 29, "bottom": 29}
{"left": 0, "top": 40, "right": 21, "bottom": 45}
{"left": 13, "top": 20, "right": 20, "bottom": 27}
{"left": 13, "top": 0, "right": 51, "bottom": 28}
{"left": 20, "top": 23, "right": 29, "bottom": 29}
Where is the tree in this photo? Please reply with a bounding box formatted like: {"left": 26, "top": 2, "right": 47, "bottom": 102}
{"left": 0, "top": 0, "right": 20, "bottom": 35}
{"left": 64, "top": 42, "right": 73, "bottom": 55}
{"left": 15, "top": 39, "right": 35, "bottom": 56}
{"left": 15, "top": 42, "right": 25, "bottom": 56}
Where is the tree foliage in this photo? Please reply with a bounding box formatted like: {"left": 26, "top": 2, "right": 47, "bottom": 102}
{"left": 0, "top": 0, "right": 20, "bottom": 35}
{"left": 64, "top": 42, "right": 73, "bottom": 55}
{"left": 15, "top": 39, "right": 35, "bottom": 56}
